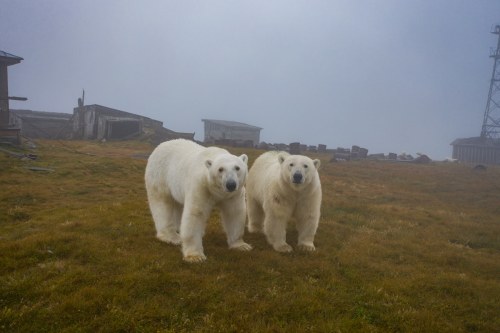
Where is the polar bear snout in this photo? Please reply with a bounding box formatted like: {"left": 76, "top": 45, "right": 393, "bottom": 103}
{"left": 292, "top": 172, "right": 303, "bottom": 184}
{"left": 225, "top": 179, "right": 237, "bottom": 192}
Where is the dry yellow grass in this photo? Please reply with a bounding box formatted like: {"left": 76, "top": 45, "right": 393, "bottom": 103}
{"left": 1, "top": 140, "right": 499, "bottom": 332}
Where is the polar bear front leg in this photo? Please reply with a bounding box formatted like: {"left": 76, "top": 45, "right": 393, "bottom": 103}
{"left": 295, "top": 200, "right": 320, "bottom": 252}
{"left": 219, "top": 194, "right": 253, "bottom": 251}
{"left": 180, "top": 201, "right": 212, "bottom": 263}
{"left": 263, "top": 201, "right": 293, "bottom": 253}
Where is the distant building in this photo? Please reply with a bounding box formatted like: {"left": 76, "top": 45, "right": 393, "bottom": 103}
{"left": 9, "top": 104, "right": 194, "bottom": 144}
{"left": 451, "top": 137, "right": 500, "bottom": 164}
{"left": 11, "top": 109, "right": 72, "bottom": 139}
{"left": 73, "top": 104, "right": 194, "bottom": 143}
{"left": 202, "top": 119, "right": 262, "bottom": 147}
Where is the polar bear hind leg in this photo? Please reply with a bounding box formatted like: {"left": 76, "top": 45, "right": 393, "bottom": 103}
{"left": 148, "top": 190, "right": 182, "bottom": 245}
{"left": 247, "top": 197, "right": 264, "bottom": 233}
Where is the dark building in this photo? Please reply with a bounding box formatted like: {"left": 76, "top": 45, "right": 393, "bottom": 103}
{"left": 73, "top": 104, "right": 194, "bottom": 143}
{"left": 0, "top": 50, "right": 24, "bottom": 143}
{"left": 9, "top": 103, "right": 193, "bottom": 144}
{"left": 10, "top": 109, "right": 72, "bottom": 139}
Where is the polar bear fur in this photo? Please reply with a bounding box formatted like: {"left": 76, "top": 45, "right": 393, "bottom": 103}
{"left": 246, "top": 151, "right": 322, "bottom": 252}
{"left": 145, "top": 139, "right": 252, "bottom": 262}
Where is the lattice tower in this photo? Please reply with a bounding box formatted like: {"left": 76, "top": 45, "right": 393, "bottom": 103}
{"left": 481, "top": 25, "right": 500, "bottom": 139}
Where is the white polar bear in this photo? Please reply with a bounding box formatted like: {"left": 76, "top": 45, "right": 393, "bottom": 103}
{"left": 246, "top": 151, "right": 322, "bottom": 252}
{"left": 144, "top": 139, "right": 252, "bottom": 262}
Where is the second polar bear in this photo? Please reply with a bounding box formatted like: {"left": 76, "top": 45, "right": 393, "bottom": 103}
{"left": 145, "top": 139, "right": 252, "bottom": 263}
{"left": 246, "top": 151, "right": 322, "bottom": 252}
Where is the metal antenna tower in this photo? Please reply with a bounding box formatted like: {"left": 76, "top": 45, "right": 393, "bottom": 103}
{"left": 481, "top": 25, "right": 500, "bottom": 139}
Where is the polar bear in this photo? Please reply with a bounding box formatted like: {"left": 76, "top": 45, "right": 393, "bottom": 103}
{"left": 145, "top": 139, "right": 252, "bottom": 262}
{"left": 246, "top": 151, "right": 322, "bottom": 252}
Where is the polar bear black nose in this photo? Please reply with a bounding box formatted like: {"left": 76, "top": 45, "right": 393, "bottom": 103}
{"left": 293, "top": 172, "right": 303, "bottom": 183}
{"left": 226, "top": 179, "right": 237, "bottom": 192}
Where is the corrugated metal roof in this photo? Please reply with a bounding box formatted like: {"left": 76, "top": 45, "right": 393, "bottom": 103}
{"left": 0, "top": 50, "right": 23, "bottom": 65}
{"left": 202, "top": 119, "right": 262, "bottom": 130}
{"left": 451, "top": 136, "right": 500, "bottom": 146}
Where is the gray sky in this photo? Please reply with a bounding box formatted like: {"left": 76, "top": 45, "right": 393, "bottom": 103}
{"left": 2, "top": 1, "right": 499, "bottom": 159}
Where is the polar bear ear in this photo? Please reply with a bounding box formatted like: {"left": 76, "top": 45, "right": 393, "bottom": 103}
{"left": 278, "top": 153, "right": 287, "bottom": 164}
{"left": 313, "top": 159, "right": 321, "bottom": 170}
{"left": 239, "top": 154, "right": 248, "bottom": 165}
{"left": 205, "top": 159, "right": 212, "bottom": 169}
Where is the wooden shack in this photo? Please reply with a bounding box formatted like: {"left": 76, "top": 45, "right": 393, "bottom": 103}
{"left": 0, "top": 50, "right": 23, "bottom": 143}
{"left": 10, "top": 109, "right": 72, "bottom": 139}
{"left": 73, "top": 104, "right": 194, "bottom": 143}
{"left": 202, "top": 119, "right": 262, "bottom": 147}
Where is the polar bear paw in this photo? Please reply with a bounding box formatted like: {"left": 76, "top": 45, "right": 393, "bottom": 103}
{"left": 273, "top": 243, "right": 293, "bottom": 253}
{"left": 183, "top": 253, "right": 207, "bottom": 263}
{"left": 229, "top": 240, "right": 253, "bottom": 251}
{"left": 297, "top": 243, "right": 316, "bottom": 252}
{"left": 157, "top": 232, "right": 182, "bottom": 245}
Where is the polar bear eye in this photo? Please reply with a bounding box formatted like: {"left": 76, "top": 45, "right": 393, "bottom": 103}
{"left": 218, "top": 167, "right": 224, "bottom": 173}
{"left": 304, "top": 164, "right": 308, "bottom": 168}
{"left": 235, "top": 166, "right": 240, "bottom": 171}
{"left": 289, "top": 163, "right": 294, "bottom": 167}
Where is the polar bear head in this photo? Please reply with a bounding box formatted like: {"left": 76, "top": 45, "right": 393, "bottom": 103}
{"left": 278, "top": 153, "right": 320, "bottom": 190}
{"left": 205, "top": 154, "right": 248, "bottom": 194}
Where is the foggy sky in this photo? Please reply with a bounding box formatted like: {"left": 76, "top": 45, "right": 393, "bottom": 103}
{"left": 2, "top": 1, "right": 500, "bottom": 159}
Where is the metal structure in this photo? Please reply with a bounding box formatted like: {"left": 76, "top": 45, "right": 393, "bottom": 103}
{"left": 451, "top": 25, "right": 500, "bottom": 164}
{"left": 480, "top": 25, "right": 500, "bottom": 139}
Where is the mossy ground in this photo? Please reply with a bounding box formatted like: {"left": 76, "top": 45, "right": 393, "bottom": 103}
{"left": 1, "top": 140, "right": 499, "bottom": 332}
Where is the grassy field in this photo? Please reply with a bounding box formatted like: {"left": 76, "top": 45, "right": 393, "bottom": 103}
{"left": 1, "top": 139, "right": 499, "bottom": 332}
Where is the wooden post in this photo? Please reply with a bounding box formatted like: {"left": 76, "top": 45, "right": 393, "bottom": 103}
{"left": 0, "top": 64, "right": 9, "bottom": 127}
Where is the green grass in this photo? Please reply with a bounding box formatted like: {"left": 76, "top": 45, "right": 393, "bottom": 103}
{"left": 1, "top": 140, "right": 499, "bottom": 332}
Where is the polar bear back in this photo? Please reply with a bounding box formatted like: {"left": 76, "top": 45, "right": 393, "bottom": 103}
{"left": 145, "top": 139, "right": 229, "bottom": 204}
{"left": 246, "top": 151, "right": 282, "bottom": 201}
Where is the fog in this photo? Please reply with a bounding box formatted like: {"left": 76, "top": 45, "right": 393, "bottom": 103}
{"left": 2, "top": 1, "right": 499, "bottom": 159}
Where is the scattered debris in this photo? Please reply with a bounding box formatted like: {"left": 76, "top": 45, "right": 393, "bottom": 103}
{"left": 413, "top": 154, "right": 431, "bottom": 164}
{"left": 25, "top": 166, "right": 54, "bottom": 172}
{"left": 473, "top": 164, "right": 487, "bottom": 171}
{"left": 330, "top": 145, "right": 369, "bottom": 162}
{"left": 330, "top": 147, "right": 434, "bottom": 164}
{"left": 289, "top": 142, "right": 301, "bottom": 154}
{"left": 0, "top": 147, "right": 37, "bottom": 160}
{"left": 131, "top": 153, "right": 150, "bottom": 160}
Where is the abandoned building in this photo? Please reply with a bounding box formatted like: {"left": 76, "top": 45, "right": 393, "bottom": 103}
{"left": 0, "top": 50, "right": 24, "bottom": 144}
{"left": 10, "top": 109, "right": 72, "bottom": 139}
{"left": 451, "top": 137, "right": 500, "bottom": 164}
{"left": 72, "top": 104, "right": 195, "bottom": 143}
{"left": 202, "top": 119, "right": 262, "bottom": 147}
{"left": 74, "top": 104, "right": 151, "bottom": 140}
{"left": 9, "top": 103, "right": 194, "bottom": 144}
